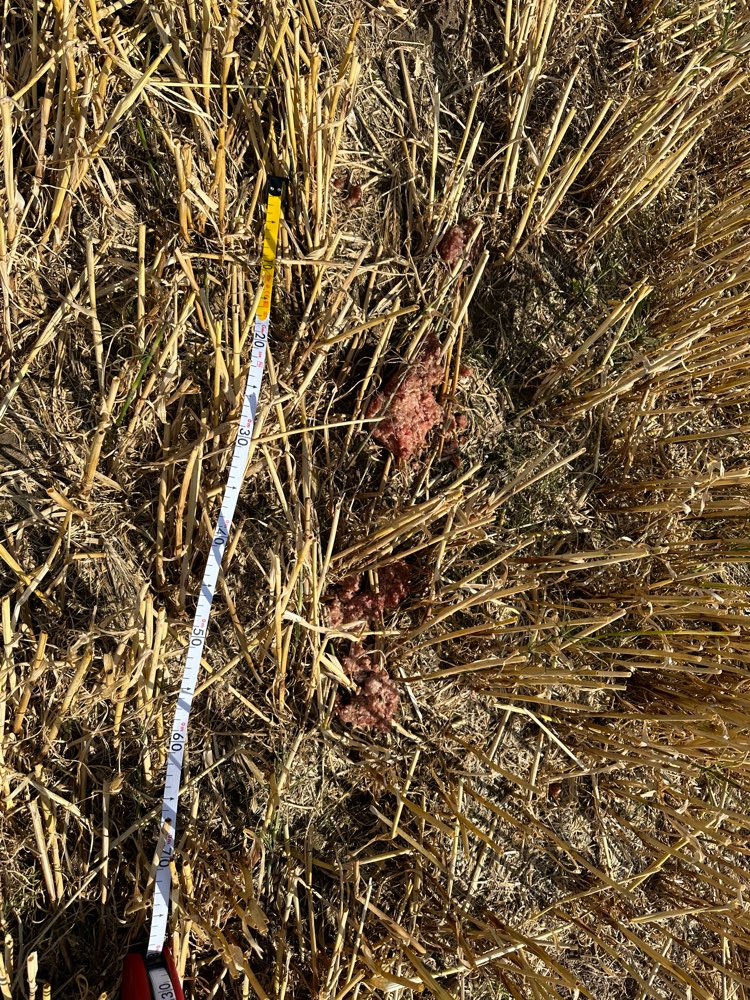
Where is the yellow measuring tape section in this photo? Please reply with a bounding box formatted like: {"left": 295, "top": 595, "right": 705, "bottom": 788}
{"left": 258, "top": 180, "right": 283, "bottom": 322}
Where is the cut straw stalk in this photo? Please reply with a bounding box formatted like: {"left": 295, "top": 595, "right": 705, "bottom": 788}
{"left": 46, "top": 648, "right": 93, "bottom": 745}
{"left": 13, "top": 633, "right": 48, "bottom": 735}
{"left": 81, "top": 376, "right": 120, "bottom": 497}
{"left": 1, "top": 98, "right": 16, "bottom": 243}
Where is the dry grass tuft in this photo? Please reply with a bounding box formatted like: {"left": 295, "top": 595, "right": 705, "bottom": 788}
{"left": 2, "top": 0, "right": 750, "bottom": 997}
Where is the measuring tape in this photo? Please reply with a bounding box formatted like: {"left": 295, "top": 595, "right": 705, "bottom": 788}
{"left": 122, "top": 176, "right": 285, "bottom": 1000}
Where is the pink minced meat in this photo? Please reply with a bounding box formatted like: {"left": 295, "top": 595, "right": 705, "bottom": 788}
{"left": 336, "top": 644, "right": 399, "bottom": 730}
{"left": 327, "top": 561, "right": 411, "bottom": 628}
{"left": 436, "top": 218, "right": 483, "bottom": 267}
{"left": 328, "top": 562, "right": 411, "bottom": 730}
{"left": 366, "top": 338, "right": 444, "bottom": 462}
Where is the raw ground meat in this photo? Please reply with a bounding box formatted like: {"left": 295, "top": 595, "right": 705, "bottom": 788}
{"left": 327, "top": 561, "right": 411, "bottom": 628}
{"left": 436, "top": 218, "right": 483, "bottom": 267}
{"left": 335, "top": 644, "right": 399, "bottom": 730}
{"left": 328, "top": 562, "right": 411, "bottom": 730}
{"left": 333, "top": 173, "right": 363, "bottom": 209}
{"left": 366, "top": 338, "right": 444, "bottom": 462}
{"left": 344, "top": 184, "right": 363, "bottom": 209}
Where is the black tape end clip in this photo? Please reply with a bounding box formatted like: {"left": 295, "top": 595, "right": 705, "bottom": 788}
{"left": 266, "top": 175, "right": 286, "bottom": 199}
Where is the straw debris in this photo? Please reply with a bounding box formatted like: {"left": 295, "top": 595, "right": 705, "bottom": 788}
{"left": 2, "top": 0, "right": 750, "bottom": 997}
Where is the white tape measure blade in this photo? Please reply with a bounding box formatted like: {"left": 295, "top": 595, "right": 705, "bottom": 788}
{"left": 146, "top": 182, "right": 283, "bottom": 957}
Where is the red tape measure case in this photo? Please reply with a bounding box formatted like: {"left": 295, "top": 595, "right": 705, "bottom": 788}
{"left": 122, "top": 948, "right": 184, "bottom": 1000}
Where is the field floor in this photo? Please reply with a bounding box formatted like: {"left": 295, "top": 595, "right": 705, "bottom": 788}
{"left": 2, "top": 0, "right": 750, "bottom": 997}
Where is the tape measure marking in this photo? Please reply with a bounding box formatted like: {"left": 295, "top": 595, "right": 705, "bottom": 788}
{"left": 147, "top": 177, "right": 284, "bottom": 957}
{"left": 148, "top": 963, "right": 178, "bottom": 1000}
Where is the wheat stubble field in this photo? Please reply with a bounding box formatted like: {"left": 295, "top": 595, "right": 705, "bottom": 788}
{"left": 1, "top": 0, "right": 750, "bottom": 997}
